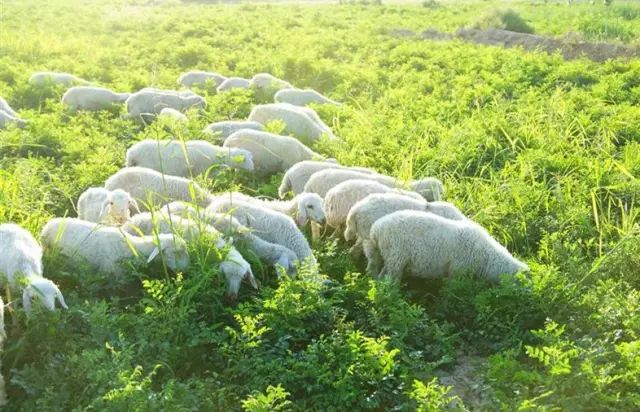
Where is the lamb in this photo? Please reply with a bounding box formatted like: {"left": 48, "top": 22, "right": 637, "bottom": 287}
{"left": 126, "top": 139, "right": 254, "bottom": 178}
{"left": 0, "top": 110, "right": 27, "bottom": 129}
{"left": 0, "top": 224, "right": 68, "bottom": 312}
{"left": 162, "top": 202, "right": 298, "bottom": 275}
{"left": 248, "top": 103, "right": 335, "bottom": 143}
{"left": 125, "top": 89, "right": 205, "bottom": 120}
{"left": 41, "top": 218, "right": 190, "bottom": 276}
{"left": 203, "top": 120, "right": 264, "bottom": 139}
{"left": 274, "top": 88, "right": 341, "bottom": 106}
{"left": 77, "top": 187, "right": 140, "bottom": 225}
{"left": 278, "top": 160, "right": 374, "bottom": 197}
{"left": 216, "top": 77, "right": 251, "bottom": 93}
{"left": 121, "top": 212, "right": 257, "bottom": 301}
{"left": 28, "top": 71, "right": 89, "bottom": 87}
{"left": 104, "top": 167, "right": 213, "bottom": 211}
{"left": 178, "top": 71, "right": 226, "bottom": 89}
{"left": 62, "top": 86, "right": 130, "bottom": 111}
{"left": 304, "top": 168, "right": 444, "bottom": 200}
{"left": 158, "top": 108, "right": 188, "bottom": 122}
{"left": 223, "top": 129, "right": 321, "bottom": 175}
{"left": 213, "top": 192, "right": 325, "bottom": 227}
{"left": 365, "top": 210, "right": 529, "bottom": 281}
{"left": 344, "top": 193, "right": 466, "bottom": 257}
{"left": 0, "top": 96, "right": 19, "bottom": 117}
{"left": 207, "top": 199, "right": 316, "bottom": 268}
{"left": 322, "top": 180, "right": 424, "bottom": 233}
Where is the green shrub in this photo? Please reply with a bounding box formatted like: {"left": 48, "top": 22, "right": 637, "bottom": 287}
{"left": 472, "top": 9, "right": 535, "bottom": 34}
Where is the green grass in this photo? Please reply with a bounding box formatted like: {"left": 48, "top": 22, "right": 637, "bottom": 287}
{"left": 1, "top": 0, "right": 639, "bottom": 410}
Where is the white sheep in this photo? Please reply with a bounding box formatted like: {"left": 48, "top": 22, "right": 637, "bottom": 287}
{"left": 0, "top": 224, "right": 68, "bottom": 312}
{"left": 216, "top": 77, "right": 251, "bottom": 93}
{"left": 213, "top": 191, "right": 325, "bottom": 227}
{"left": 250, "top": 73, "right": 293, "bottom": 98}
{"left": 162, "top": 202, "right": 298, "bottom": 275}
{"left": 365, "top": 210, "right": 529, "bottom": 281}
{"left": 278, "top": 160, "right": 374, "bottom": 197}
{"left": 104, "top": 167, "right": 213, "bottom": 210}
{"left": 41, "top": 218, "right": 190, "bottom": 276}
{"left": 77, "top": 187, "right": 140, "bottom": 225}
{"left": 122, "top": 212, "right": 257, "bottom": 301}
{"left": 125, "top": 89, "right": 205, "bottom": 120}
{"left": 126, "top": 139, "right": 254, "bottom": 177}
{"left": 178, "top": 71, "right": 227, "bottom": 89}
{"left": 207, "top": 199, "right": 316, "bottom": 268}
{"left": 274, "top": 88, "right": 341, "bottom": 106}
{"left": 304, "top": 168, "right": 444, "bottom": 200}
{"left": 0, "top": 96, "right": 19, "bottom": 117}
{"left": 62, "top": 86, "right": 130, "bottom": 111}
{"left": 223, "top": 129, "right": 321, "bottom": 175}
{"left": 344, "top": 193, "right": 466, "bottom": 257}
{"left": 0, "top": 110, "right": 27, "bottom": 130}
{"left": 28, "top": 71, "right": 89, "bottom": 87}
{"left": 248, "top": 103, "right": 335, "bottom": 143}
{"left": 323, "top": 179, "right": 424, "bottom": 233}
{"left": 158, "top": 107, "right": 188, "bottom": 122}
{"left": 203, "top": 120, "right": 264, "bottom": 139}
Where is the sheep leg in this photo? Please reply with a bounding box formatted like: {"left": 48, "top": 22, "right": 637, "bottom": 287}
{"left": 349, "top": 238, "right": 364, "bottom": 260}
{"left": 379, "top": 254, "right": 406, "bottom": 282}
{"left": 363, "top": 239, "right": 383, "bottom": 279}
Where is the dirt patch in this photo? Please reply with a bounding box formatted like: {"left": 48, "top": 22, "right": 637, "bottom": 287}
{"left": 435, "top": 352, "right": 494, "bottom": 410}
{"left": 412, "top": 27, "right": 640, "bottom": 62}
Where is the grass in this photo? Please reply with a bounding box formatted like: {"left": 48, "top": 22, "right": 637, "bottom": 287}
{"left": 1, "top": 0, "right": 639, "bottom": 410}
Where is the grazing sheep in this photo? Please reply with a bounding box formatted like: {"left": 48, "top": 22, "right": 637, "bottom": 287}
{"left": 216, "top": 77, "right": 251, "bottom": 93}
{"left": 323, "top": 180, "right": 424, "bottom": 233}
{"left": 344, "top": 193, "right": 466, "bottom": 257}
{"left": 203, "top": 120, "right": 264, "bottom": 139}
{"left": 223, "top": 129, "right": 321, "bottom": 175}
{"left": 62, "top": 86, "right": 130, "bottom": 111}
{"left": 41, "top": 218, "right": 190, "bottom": 276}
{"left": 126, "top": 139, "right": 254, "bottom": 177}
{"left": 274, "top": 88, "right": 341, "bottom": 106}
{"left": 122, "top": 212, "right": 257, "bottom": 301}
{"left": 278, "top": 160, "right": 374, "bottom": 197}
{"left": 365, "top": 210, "right": 529, "bottom": 280}
{"left": 178, "top": 71, "right": 226, "bottom": 89}
{"left": 304, "top": 168, "right": 444, "bottom": 200}
{"left": 158, "top": 108, "right": 188, "bottom": 122}
{"left": 104, "top": 167, "right": 213, "bottom": 210}
{"left": 248, "top": 103, "right": 335, "bottom": 143}
{"left": 163, "top": 202, "right": 298, "bottom": 275}
{"left": 28, "top": 71, "right": 89, "bottom": 87}
{"left": 213, "top": 192, "right": 325, "bottom": 227}
{"left": 0, "top": 110, "right": 27, "bottom": 129}
{"left": 0, "top": 96, "right": 19, "bottom": 117}
{"left": 207, "top": 199, "right": 316, "bottom": 268}
{"left": 77, "top": 187, "right": 140, "bottom": 225}
{"left": 125, "top": 89, "right": 205, "bottom": 120}
{"left": 0, "top": 224, "right": 68, "bottom": 312}
{"left": 250, "top": 73, "right": 293, "bottom": 98}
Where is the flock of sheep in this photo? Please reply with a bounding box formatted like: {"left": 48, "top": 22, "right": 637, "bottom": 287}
{"left": 0, "top": 70, "right": 529, "bottom": 406}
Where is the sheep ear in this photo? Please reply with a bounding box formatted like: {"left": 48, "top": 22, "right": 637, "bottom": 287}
{"left": 130, "top": 199, "right": 141, "bottom": 214}
{"left": 296, "top": 207, "right": 308, "bottom": 227}
{"left": 99, "top": 199, "right": 110, "bottom": 219}
{"left": 245, "top": 270, "right": 258, "bottom": 290}
{"left": 55, "top": 287, "right": 68, "bottom": 309}
{"left": 147, "top": 247, "right": 160, "bottom": 263}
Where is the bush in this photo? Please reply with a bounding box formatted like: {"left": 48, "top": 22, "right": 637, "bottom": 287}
{"left": 472, "top": 9, "right": 535, "bottom": 34}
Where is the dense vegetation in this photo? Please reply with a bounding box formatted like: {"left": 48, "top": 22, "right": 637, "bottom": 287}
{"left": 1, "top": 0, "right": 639, "bottom": 410}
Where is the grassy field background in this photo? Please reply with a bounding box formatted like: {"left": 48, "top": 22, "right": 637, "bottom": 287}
{"left": 1, "top": 0, "right": 639, "bottom": 410}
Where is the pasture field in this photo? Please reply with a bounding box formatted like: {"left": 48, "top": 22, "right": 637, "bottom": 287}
{"left": 1, "top": 0, "right": 639, "bottom": 410}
